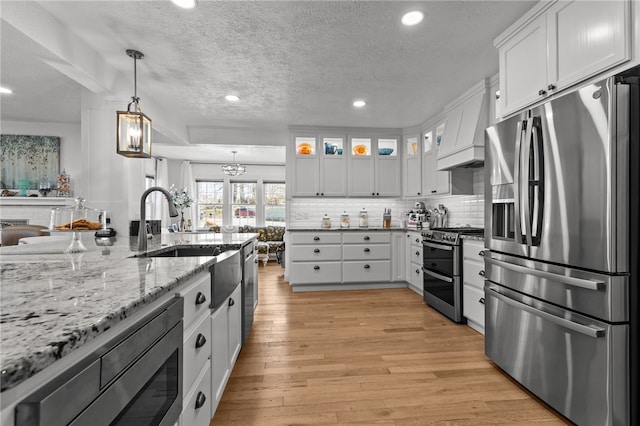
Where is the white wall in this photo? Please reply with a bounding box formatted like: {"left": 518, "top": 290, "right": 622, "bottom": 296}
{"left": 1, "top": 120, "right": 82, "bottom": 191}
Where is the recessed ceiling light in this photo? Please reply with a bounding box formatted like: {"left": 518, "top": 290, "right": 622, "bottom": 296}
{"left": 225, "top": 95, "right": 240, "bottom": 102}
{"left": 0, "top": 87, "right": 13, "bottom": 94}
{"left": 402, "top": 11, "right": 424, "bottom": 26}
{"left": 353, "top": 100, "right": 366, "bottom": 108}
{"left": 171, "top": 0, "right": 196, "bottom": 9}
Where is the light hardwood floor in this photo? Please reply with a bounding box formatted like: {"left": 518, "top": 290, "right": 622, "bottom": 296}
{"left": 211, "top": 263, "right": 570, "bottom": 425}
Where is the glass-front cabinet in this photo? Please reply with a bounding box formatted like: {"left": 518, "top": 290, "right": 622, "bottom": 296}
{"left": 404, "top": 134, "right": 422, "bottom": 197}
{"left": 348, "top": 136, "right": 400, "bottom": 197}
{"left": 291, "top": 134, "right": 347, "bottom": 197}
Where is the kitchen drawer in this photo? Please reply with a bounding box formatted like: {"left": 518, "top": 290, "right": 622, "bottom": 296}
{"left": 408, "top": 245, "right": 423, "bottom": 264}
{"left": 289, "top": 244, "right": 342, "bottom": 261}
{"left": 463, "top": 283, "right": 485, "bottom": 331}
{"left": 181, "top": 360, "right": 212, "bottom": 426}
{"left": 408, "top": 262, "right": 423, "bottom": 289}
{"left": 343, "top": 260, "right": 391, "bottom": 282}
{"left": 342, "top": 232, "right": 390, "bottom": 244}
{"left": 178, "top": 272, "right": 211, "bottom": 331}
{"left": 407, "top": 232, "right": 422, "bottom": 246}
{"left": 183, "top": 312, "right": 212, "bottom": 393}
{"left": 289, "top": 232, "right": 341, "bottom": 245}
{"left": 343, "top": 244, "right": 390, "bottom": 260}
{"left": 289, "top": 261, "right": 342, "bottom": 283}
{"left": 463, "top": 258, "right": 485, "bottom": 290}
{"left": 462, "top": 239, "right": 485, "bottom": 261}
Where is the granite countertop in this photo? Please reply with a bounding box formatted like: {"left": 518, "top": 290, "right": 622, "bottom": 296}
{"left": 460, "top": 234, "right": 486, "bottom": 241}
{"left": 0, "top": 232, "right": 257, "bottom": 392}
{"left": 287, "top": 227, "right": 407, "bottom": 232}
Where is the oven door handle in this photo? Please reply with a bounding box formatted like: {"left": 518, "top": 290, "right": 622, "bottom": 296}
{"left": 423, "top": 241, "right": 453, "bottom": 251}
{"left": 422, "top": 267, "right": 453, "bottom": 283}
{"left": 486, "top": 287, "right": 605, "bottom": 338}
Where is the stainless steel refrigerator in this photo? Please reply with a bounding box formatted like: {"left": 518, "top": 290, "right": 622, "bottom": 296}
{"left": 484, "top": 66, "right": 639, "bottom": 426}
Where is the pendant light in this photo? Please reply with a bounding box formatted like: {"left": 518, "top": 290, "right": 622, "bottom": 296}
{"left": 117, "top": 49, "right": 152, "bottom": 158}
{"left": 221, "top": 151, "right": 247, "bottom": 176}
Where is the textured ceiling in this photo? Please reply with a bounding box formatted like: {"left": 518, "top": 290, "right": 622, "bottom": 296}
{"left": 1, "top": 0, "right": 536, "bottom": 160}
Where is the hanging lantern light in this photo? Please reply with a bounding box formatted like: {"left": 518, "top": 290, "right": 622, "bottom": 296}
{"left": 221, "top": 151, "right": 247, "bottom": 176}
{"left": 117, "top": 49, "right": 152, "bottom": 158}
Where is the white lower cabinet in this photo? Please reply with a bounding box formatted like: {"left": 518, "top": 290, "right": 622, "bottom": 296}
{"left": 180, "top": 361, "right": 212, "bottom": 426}
{"left": 211, "top": 282, "right": 242, "bottom": 417}
{"left": 405, "top": 231, "right": 423, "bottom": 295}
{"left": 462, "top": 239, "right": 486, "bottom": 334}
{"left": 343, "top": 260, "right": 391, "bottom": 282}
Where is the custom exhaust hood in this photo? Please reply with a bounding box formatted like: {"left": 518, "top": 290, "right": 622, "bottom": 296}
{"left": 436, "top": 79, "right": 489, "bottom": 170}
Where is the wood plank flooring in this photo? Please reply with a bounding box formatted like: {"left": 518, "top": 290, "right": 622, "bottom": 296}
{"left": 210, "top": 263, "right": 570, "bottom": 425}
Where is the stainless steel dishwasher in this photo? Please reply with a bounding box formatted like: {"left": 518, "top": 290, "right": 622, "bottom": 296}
{"left": 242, "top": 241, "right": 257, "bottom": 346}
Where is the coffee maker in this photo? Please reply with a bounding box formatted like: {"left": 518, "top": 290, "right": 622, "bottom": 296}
{"left": 407, "top": 202, "right": 428, "bottom": 227}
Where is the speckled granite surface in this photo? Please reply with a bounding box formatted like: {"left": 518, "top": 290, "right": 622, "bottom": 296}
{"left": 287, "top": 227, "right": 407, "bottom": 232}
{"left": 460, "top": 234, "right": 486, "bottom": 242}
{"left": 0, "top": 232, "right": 256, "bottom": 392}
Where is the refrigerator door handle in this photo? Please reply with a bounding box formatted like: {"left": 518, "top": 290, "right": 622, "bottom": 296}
{"left": 485, "top": 257, "right": 605, "bottom": 291}
{"left": 486, "top": 286, "right": 606, "bottom": 338}
{"left": 530, "top": 117, "right": 545, "bottom": 245}
{"left": 522, "top": 119, "right": 533, "bottom": 247}
{"left": 513, "top": 119, "right": 525, "bottom": 245}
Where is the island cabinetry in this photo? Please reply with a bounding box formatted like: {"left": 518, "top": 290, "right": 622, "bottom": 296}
{"left": 462, "top": 239, "right": 486, "bottom": 334}
{"left": 288, "top": 232, "right": 342, "bottom": 284}
{"left": 405, "top": 231, "right": 423, "bottom": 294}
{"left": 177, "top": 271, "right": 213, "bottom": 425}
{"left": 211, "top": 282, "right": 242, "bottom": 416}
{"left": 291, "top": 134, "right": 347, "bottom": 197}
{"left": 496, "top": 0, "right": 631, "bottom": 116}
{"left": 342, "top": 232, "right": 391, "bottom": 283}
{"left": 348, "top": 136, "right": 401, "bottom": 197}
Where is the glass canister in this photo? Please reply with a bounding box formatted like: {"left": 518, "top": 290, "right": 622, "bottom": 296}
{"left": 383, "top": 208, "right": 392, "bottom": 229}
{"left": 340, "top": 211, "right": 350, "bottom": 228}
{"left": 321, "top": 214, "right": 331, "bottom": 228}
{"left": 359, "top": 208, "right": 368, "bottom": 228}
{"left": 56, "top": 169, "right": 71, "bottom": 197}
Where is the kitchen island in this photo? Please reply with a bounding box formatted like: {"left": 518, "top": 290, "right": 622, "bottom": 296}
{"left": 0, "top": 232, "right": 257, "bottom": 425}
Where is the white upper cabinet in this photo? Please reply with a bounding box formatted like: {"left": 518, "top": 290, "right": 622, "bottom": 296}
{"left": 348, "top": 136, "right": 401, "bottom": 197}
{"left": 291, "top": 134, "right": 347, "bottom": 197}
{"left": 436, "top": 79, "right": 488, "bottom": 170}
{"left": 422, "top": 126, "right": 473, "bottom": 196}
{"left": 496, "top": 0, "right": 632, "bottom": 117}
{"left": 403, "top": 134, "right": 422, "bottom": 198}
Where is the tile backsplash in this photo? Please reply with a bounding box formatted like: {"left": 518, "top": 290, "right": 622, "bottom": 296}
{"left": 288, "top": 194, "right": 485, "bottom": 229}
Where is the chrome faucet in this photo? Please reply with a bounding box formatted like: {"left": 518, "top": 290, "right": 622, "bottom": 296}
{"left": 138, "top": 186, "right": 179, "bottom": 252}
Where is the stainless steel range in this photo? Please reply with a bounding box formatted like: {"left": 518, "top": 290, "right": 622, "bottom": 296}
{"left": 422, "top": 227, "right": 484, "bottom": 323}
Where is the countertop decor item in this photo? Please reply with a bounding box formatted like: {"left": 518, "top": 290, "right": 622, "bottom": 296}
{"left": 321, "top": 214, "right": 331, "bottom": 228}
{"left": 116, "top": 49, "right": 152, "bottom": 158}
{"left": 221, "top": 150, "right": 247, "bottom": 176}
{"left": 49, "top": 197, "right": 106, "bottom": 253}
{"left": 341, "top": 211, "right": 350, "bottom": 228}
{"left": 169, "top": 185, "right": 192, "bottom": 232}
{"left": 378, "top": 147, "right": 394, "bottom": 155}
{"left": 57, "top": 169, "right": 71, "bottom": 197}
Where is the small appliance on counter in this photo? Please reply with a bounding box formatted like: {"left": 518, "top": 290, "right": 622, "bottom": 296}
{"left": 407, "top": 202, "right": 428, "bottom": 228}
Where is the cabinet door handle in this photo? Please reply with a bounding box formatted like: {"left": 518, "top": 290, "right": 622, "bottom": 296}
{"left": 417, "top": 192, "right": 421, "bottom": 196}
{"left": 316, "top": 192, "right": 320, "bottom": 196}
{"left": 372, "top": 192, "right": 376, "bottom": 196}
{"left": 228, "top": 298, "right": 235, "bottom": 307}
{"left": 416, "top": 251, "right": 420, "bottom": 256}
{"left": 195, "top": 292, "right": 207, "bottom": 305}
{"left": 479, "top": 270, "right": 485, "bottom": 277}
{"left": 314, "top": 248, "right": 320, "bottom": 253}
{"left": 415, "top": 269, "right": 420, "bottom": 274}
{"left": 547, "top": 84, "right": 556, "bottom": 90}
{"left": 195, "top": 391, "right": 207, "bottom": 409}
{"left": 479, "top": 297, "right": 485, "bottom": 305}
{"left": 364, "top": 236, "right": 370, "bottom": 241}
{"left": 431, "top": 190, "right": 437, "bottom": 193}
{"left": 415, "top": 238, "right": 420, "bottom": 243}
{"left": 478, "top": 250, "right": 485, "bottom": 257}
{"left": 538, "top": 89, "right": 547, "bottom": 96}
{"left": 314, "top": 265, "right": 320, "bottom": 270}
{"left": 313, "top": 236, "right": 320, "bottom": 241}
{"left": 364, "top": 248, "right": 370, "bottom": 253}
{"left": 195, "top": 333, "right": 207, "bottom": 349}
{"left": 320, "top": 192, "right": 324, "bottom": 196}
{"left": 376, "top": 192, "right": 380, "bottom": 196}
{"left": 364, "top": 264, "right": 371, "bottom": 269}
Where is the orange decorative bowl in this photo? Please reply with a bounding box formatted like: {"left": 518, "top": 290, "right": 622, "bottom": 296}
{"left": 353, "top": 144, "right": 368, "bottom": 155}
{"left": 297, "top": 145, "right": 312, "bottom": 155}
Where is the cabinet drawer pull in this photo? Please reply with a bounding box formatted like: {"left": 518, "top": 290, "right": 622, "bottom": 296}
{"left": 431, "top": 190, "right": 437, "bottom": 193}
{"left": 364, "top": 236, "right": 370, "bottom": 241}
{"left": 195, "top": 333, "right": 207, "bottom": 349}
{"left": 479, "top": 270, "right": 485, "bottom": 277}
{"left": 416, "top": 251, "right": 420, "bottom": 256}
{"left": 195, "top": 292, "right": 207, "bottom": 305}
{"left": 547, "top": 84, "right": 556, "bottom": 90}
{"left": 364, "top": 264, "right": 371, "bottom": 269}
{"left": 195, "top": 391, "right": 207, "bottom": 409}
{"left": 415, "top": 269, "right": 420, "bottom": 274}
{"left": 228, "top": 298, "right": 235, "bottom": 307}
{"left": 313, "top": 236, "right": 320, "bottom": 241}
{"left": 415, "top": 238, "right": 420, "bottom": 243}
{"left": 478, "top": 250, "right": 485, "bottom": 257}
{"left": 364, "top": 248, "right": 370, "bottom": 253}
{"left": 314, "top": 248, "right": 320, "bottom": 253}
{"left": 538, "top": 89, "right": 547, "bottom": 96}
{"left": 479, "top": 297, "right": 485, "bottom": 305}
{"left": 313, "top": 265, "right": 320, "bottom": 270}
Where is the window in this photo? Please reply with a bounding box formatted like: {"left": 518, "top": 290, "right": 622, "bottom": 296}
{"left": 196, "top": 181, "right": 223, "bottom": 228}
{"left": 232, "top": 182, "right": 256, "bottom": 226}
{"left": 264, "top": 182, "right": 285, "bottom": 226}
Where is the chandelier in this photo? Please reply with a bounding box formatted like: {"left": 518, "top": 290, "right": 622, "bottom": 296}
{"left": 221, "top": 151, "right": 247, "bottom": 176}
{"left": 116, "top": 49, "right": 151, "bottom": 158}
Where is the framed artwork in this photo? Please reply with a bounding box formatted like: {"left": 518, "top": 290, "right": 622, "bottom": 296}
{"left": 0, "top": 135, "right": 60, "bottom": 189}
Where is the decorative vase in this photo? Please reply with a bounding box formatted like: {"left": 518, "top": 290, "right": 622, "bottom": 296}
{"left": 179, "top": 211, "right": 186, "bottom": 232}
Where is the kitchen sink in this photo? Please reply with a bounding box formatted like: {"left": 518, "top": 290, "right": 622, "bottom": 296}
{"left": 132, "top": 246, "right": 223, "bottom": 258}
